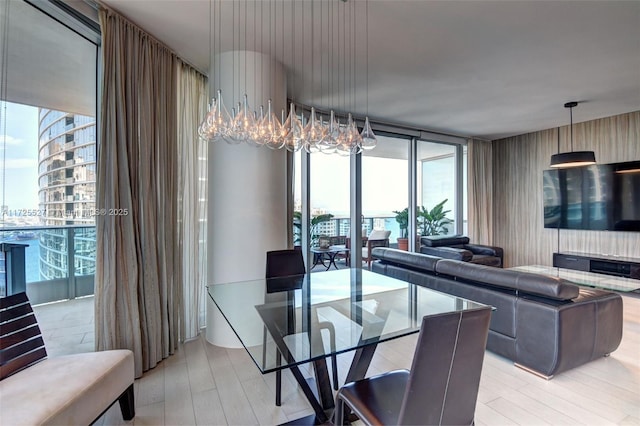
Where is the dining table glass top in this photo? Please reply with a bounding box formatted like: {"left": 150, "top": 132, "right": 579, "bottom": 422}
{"left": 207, "top": 269, "right": 489, "bottom": 374}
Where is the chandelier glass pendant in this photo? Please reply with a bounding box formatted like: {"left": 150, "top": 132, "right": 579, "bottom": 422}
{"left": 198, "top": 0, "right": 376, "bottom": 155}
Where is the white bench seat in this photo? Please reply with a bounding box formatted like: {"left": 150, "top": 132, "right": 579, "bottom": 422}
{"left": 0, "top": 349, "right": 134, "bottom": 425}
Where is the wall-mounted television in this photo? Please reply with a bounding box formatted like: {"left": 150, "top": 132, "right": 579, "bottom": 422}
{"left": 543, "top": 161, "right": 640, "bottom": 232}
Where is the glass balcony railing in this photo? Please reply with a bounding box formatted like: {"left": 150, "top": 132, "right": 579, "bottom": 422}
{"left": 295, "top": 215, "right": 403, "bottom": 248}
{"left": 0, "top": 225, "right": 95, "bottom": 304}
{"left": 295, "top": 215, "right": 467, "bottom": 250}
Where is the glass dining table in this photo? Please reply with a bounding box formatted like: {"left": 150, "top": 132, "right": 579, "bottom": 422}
{"left": 207, "top": 268, "right": 489, "bottom": 424}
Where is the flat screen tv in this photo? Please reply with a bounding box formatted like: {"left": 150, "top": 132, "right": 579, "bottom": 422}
{"left": 543, "top": 160, "right": 640, "bottom": 232}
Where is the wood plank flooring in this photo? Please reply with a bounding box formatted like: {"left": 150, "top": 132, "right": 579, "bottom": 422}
{"left": 92, "top": 294, "right": 640, "bottom": 425}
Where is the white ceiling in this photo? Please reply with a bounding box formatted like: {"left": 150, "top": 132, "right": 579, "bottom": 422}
{"left": 2, "top": 0, "right": 96, "bottom": 116}
{"left": 101, "top": 0, "right": 640, "bottom": 140}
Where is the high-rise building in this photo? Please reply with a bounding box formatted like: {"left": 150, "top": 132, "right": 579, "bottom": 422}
{"left": 38, "top": 109, "right": 96, "bottom": 280}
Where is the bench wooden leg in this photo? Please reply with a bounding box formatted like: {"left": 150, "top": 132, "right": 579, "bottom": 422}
{"left": 118, "top": 384, "right": 135, "bottom": 420}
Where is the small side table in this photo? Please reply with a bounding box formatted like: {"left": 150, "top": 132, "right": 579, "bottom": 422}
{"left": 310, "top": 247, "right": 348, "bottom": 271}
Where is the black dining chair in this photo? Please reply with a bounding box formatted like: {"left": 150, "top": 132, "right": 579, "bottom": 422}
{"left": 266, "top": 248, "right": 306, "bottom": 279}
{"left": 264, "top": 249, "right": 339, "bottom": 406}
{"left": 334, "top": 307, "right": 492, "bottom": 425}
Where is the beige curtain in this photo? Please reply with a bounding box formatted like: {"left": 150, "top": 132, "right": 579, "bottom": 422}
{"left": 96, "top": 8, "right": 180, "bottom": 377}
{"left": 177, "top": 63, "right": 208, "bottom": 340}
{"left": 467, "top": 139, "right": 494, "bottom": 245}
{"left": 286, "top": 151, "right": 295, "bottom": 247}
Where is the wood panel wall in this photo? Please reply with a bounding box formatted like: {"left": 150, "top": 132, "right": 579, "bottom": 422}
{"left": 492, "top": 111, "right": 640, "bottom": 267}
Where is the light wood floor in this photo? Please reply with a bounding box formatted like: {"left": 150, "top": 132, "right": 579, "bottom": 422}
{"left": 89, "top": 294, "right": 640, "bottom": 425}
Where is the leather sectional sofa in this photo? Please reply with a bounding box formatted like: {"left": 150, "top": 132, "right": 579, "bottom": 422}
{"left": 371, "top": 248, "right": 623, "bottom": 378}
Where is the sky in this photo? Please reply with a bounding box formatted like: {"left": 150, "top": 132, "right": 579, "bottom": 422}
{"left": 295, "top": 152, "right": 409, "bottom": 218}
{"left": 0, "top": 101, "right": 40, "bottom": 210}
{"left": 294, "top": 149, "right": 459, "bottom": 219}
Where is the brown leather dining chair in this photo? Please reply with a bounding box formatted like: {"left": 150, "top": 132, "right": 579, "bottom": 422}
{"left": 264, "top": 249, "right": 339, "bottom": 406}
{"left": 334, "top": 307, "right": 492, "bottom": 425}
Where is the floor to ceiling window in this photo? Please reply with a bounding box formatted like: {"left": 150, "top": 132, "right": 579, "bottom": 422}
{"left": 293, "top": 149, "right": 351, "bottom": 271}
{"left": 292, "top": 112, "right": 467, "bottom": 266}
{"left": 362, "top": 134, "right": 410, "bottom": 248}
{"left": 0, "top": 0, "right": 98, "bottom": 302}
{"left": 0, "top": 0, "right": 99, "bottom": 354}
{"left": 417, "top": 141, "right": 458, "bottom": 240}
{"left": 309, "top": 153, "right": 350, "bottom": 240}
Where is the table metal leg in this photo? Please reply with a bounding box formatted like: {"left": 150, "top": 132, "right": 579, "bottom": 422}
{"left": 312, "top": 252, "right": 331, "bottom": 270}
{"left": 326, "top": 252, "right": 339, "bottom": 270}
{"left": 344, "top": 344, "right": 377, "bottom": 386}
{"left": 287, "top": 364, "right": 330, "bottom": 423}
{"left": 275, "top": 352, "right": 282, "bottom": 406}
{"left": 331, "top": 343, "right": 378, "bottom": 425}
{"left": 258, "top": 305, "right": 332, "bottom": 423}
{"left": 312, "top": 358, "right": 335, "bottom": 410}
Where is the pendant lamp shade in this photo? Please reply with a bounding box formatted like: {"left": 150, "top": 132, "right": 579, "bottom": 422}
{"left": 550, "top": 101, "right": 596, "bottom": 168}
{"left": 550, "top": 151, "right": 596, "bottom": 168}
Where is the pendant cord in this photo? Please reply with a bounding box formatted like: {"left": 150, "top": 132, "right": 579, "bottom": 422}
{"left": 320, "top": 0, "right": 323, "bottom": 113}
{"left": 244, "top": 1, "right": 247, "bottom": 100}
{"left": 311, "top": 0, "right": 314, "bottom": 109}
{"left": 217, "top": 0, "right": 221, "bottom": 92}
{"left": 208, "top": 0, "right": 211, "bottom": 98}
{"left": 254, "top": 0, "right": 257, "bottom": 104}
{"left": 261, "top": 0, "right": 264, "bottom": 104}
{"left": 365, "top": 0, "right": 369, "bottom": 116}
{"left": 291, "top": 0, "right": 294, "bottom": 103}
{"left": 232, "top": 1, "right": 235, "bottom": 105}
{"left": 570, "top": 106, "right": 574, "bottom": 151}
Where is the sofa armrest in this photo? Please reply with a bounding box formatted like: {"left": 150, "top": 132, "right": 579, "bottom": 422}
{"left": 515, "top": 291, "right": 622, "bottom": 377}
{"left": 419, "top": 246, "right": 473, "bottom": 262}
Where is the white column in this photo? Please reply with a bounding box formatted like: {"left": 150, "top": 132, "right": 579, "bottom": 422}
{"left": 206, "top": 51, "right": 288, "bottom": 347}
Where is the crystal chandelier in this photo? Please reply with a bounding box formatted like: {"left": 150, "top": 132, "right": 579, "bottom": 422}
{"left": 198, "top": 0, "right": 376, "bottom": 155}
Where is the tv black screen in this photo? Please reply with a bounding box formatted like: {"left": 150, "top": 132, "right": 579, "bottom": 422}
{"left": 543, "top": 161, "right": 640, "bottom": 232}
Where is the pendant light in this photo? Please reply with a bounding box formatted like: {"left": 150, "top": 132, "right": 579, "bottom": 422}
{"left": 198, "top": 0, "right": 376, "bottom": 155}
{"left": 550, "top": 102, "right": 596, "bottom": 168}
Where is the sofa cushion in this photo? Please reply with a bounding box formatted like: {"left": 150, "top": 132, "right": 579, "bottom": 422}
{"left": 372, "top": 247, "right": 440, "bottom": 273}
{"left": 421, "top": 235, "right": 470, "bottom": 247}
{"left": 435, "top": 260, "right": 580, "bottom": 301}
{"left": 0, "top": 350, "right": 134, "bottom": 425}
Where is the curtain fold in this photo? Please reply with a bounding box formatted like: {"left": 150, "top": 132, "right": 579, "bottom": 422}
{"left": 467, "top": 139, "right": 494, "bottom": 246}
{"left": 177, "top": 63, "right": 208, "bottom": 340}
{"left": 96, "top": 8, "right": 181, "bottom": 377}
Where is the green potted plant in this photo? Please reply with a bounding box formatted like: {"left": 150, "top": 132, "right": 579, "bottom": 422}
{"left": 293, "top": 211, "right": 335, "bottom": 247}
{"left": 393, "top": 207, "right": 409, "bottom": 250}
{"left": 418, "top": 199, "right": 453, "bottom": 236}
